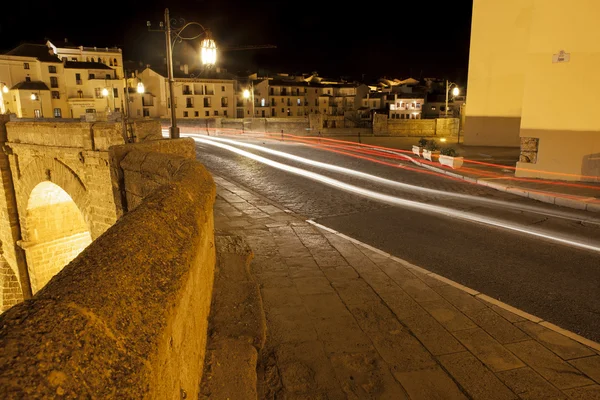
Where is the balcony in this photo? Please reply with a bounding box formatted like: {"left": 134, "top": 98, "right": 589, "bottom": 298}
{"left": 183, "top": 90, "right": 193, "bottom": 95}
{"left": 76, "top": 80, "right": 83, "bottom": 85}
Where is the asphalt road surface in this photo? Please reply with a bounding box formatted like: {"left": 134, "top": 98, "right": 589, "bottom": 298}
{"left": 192, "top": 133, "right": 600, "bottom": 342}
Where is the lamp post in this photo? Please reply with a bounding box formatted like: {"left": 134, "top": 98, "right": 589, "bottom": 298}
{"left": 148, "top": 8, "right": 217, "bottom": 139}
{"left": 242, "top": 81, "right": 254, "bottom": 118}
{"left": 444, "top": 80, "right": 460, "bottom": 118}
{"left": 30, "top": 91, "right": 43, "bottom": 118}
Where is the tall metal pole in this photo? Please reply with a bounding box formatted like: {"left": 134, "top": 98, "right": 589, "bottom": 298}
{"left": 444, "top": 79, "right": 449, "bottom": 118}
{"left": 165, "top": 8, "right": 180, "bottom": 139}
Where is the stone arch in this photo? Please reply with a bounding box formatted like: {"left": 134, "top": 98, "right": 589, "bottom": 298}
{"left": 22, "top": 181, "right": 92, "bottom": 294}
{"left": 17, "top": 157, "right": 91, "bottom": 233}
{"left": 0, "top": 253, "right": 24, "bottom": 312}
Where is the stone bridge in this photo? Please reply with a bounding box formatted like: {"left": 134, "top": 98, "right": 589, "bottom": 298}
{"left": 0, "top": 116, "right": 161, "bottom": 306}
{"left": 0, "top": 117, "right": 217, "bottom": 398}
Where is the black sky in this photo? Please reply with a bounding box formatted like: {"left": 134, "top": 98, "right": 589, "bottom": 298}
{"left": 1, "top": 1, "right": 473, "bottom": 84}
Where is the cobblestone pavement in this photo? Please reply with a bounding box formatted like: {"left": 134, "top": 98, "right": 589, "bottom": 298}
{"left": 213, "top": 175, "right": 600, "bottom": 400}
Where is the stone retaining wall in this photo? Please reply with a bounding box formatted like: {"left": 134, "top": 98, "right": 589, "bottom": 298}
{"left": 0, "top": 138, "right": 217, "bottom": 399}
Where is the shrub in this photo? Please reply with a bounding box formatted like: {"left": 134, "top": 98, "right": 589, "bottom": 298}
{"left": 440, "top": 147, "right": 458, "bottom": 157}
{"left": 424, "top": 140, "right": 439, "bottom": 151}
{"left": 417, "top": 137, "right": 428, "bottom": 147}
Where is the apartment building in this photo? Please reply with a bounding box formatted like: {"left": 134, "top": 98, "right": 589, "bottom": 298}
{"left": 131, "top": 66, "right": 237, "bottom": 119}
{"left": 0, "top": 41, "right": 125, "bottom": 118}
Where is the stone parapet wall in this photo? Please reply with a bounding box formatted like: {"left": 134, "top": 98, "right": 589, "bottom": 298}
{"left": 373, "top": 114, "right": 460, "bottom": 137}
{"left": 0, "top": 138, "right": 217, "bottom": 399}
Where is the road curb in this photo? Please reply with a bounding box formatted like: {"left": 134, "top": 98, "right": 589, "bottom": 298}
{"left": 306, "top": 219, "right": 600, "bottom": 353}
{"left": 393, "top": 151, "right": 599, "bottom": 213}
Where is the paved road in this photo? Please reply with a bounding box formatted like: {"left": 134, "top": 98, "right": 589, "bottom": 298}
{"left": 193, "top": 133, "right": 600, "bottom": 342}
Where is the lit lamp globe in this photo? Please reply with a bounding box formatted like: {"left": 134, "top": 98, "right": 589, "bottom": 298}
{"left": 242, "top": 89, "right": 250, "bottom": 99}
{"left": 200, "top": 37, "right": 217, "bottom": 65}
{"left": 137, "top": 82, "right": 145, "bottom": 94}
{"left": 452, "top": 87, "right": 460, "bottom": 97}
{"left": 30, "top": 93, "right": 36, "bottom": 100}
{"left": 101, "top": 88, "right": 109, "bottom": 97}
{"left": 2, "top": 85, "right": 8, "bottom": 94}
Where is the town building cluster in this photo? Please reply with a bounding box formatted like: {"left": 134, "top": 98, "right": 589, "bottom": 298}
{"left": 0, "top": 39, "right": 464, "bottom": 122}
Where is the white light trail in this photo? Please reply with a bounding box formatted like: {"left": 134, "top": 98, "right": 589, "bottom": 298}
{"left": 190, "top": 134, "right": 600, "bottom": 225}
{"left": 194, "top": 136, "right": 600, "bottom": 254}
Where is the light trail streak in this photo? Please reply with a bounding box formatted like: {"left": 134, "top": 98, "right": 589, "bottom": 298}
{"left": 192, "top": 134, "right": 600, "bottom": 225}
{"left": 194, "top": 136, "right": 600, "bottom": 253}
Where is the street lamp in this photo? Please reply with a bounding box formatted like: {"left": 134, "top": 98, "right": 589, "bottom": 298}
{"left": 148, "top": 8, "right": 217, "bottom": 139}
{"left": 30, "top": 92, "right": 43, "bottom": 118}
{"left": 137, "top": 82, "right": 145, "bottom": 94}
{"left": 242, "top": 83, "right": 255, "bottom": 118}
{"left": 102, "top": 87, "right": 111, "bottom": 113}
{"left": 445, "top": 80, "right": 460, "bottom": 118}
{"left": 2, "top": 84, "right": 8, "bottom": 94}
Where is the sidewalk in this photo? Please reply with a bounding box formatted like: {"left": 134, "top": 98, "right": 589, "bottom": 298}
{"left": 212, "top": 175, "right": 600, "bottom": 400}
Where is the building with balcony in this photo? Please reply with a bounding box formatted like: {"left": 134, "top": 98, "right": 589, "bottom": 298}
{"left": 0, "top": 41, "right": 125, "bottom": 119}
{"left": 131, "top": 65, "right": 237, "bottom": 119}
{"left": 386, "top": 93, "right": 425, "bottom": 119}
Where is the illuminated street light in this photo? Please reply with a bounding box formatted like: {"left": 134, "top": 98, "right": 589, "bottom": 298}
{"left": 242, "top": 89, "right": 250, "bottom": 99}
{"left": 137, "top": 82, "right": 145, "bottom": 94}
{"left": 2, "top": 84, "right": 8, "bottom": 94}
{"left": 148, "top": 9, "right": 217, "bottom": 139}
{"left": 444, "top": 80, "right": 460, "bottom": 118}
{"left": 101, "top": 88, "right": 109, "bottom": 97}
{"left": 30, "top": 93, "right": 37, "bottom": 100}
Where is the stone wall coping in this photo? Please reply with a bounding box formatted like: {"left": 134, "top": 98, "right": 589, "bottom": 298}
{"left": 0, "top": 147, "right": 216, "bottom": 398}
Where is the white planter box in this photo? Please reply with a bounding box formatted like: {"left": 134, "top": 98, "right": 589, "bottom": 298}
{"left": 422, "top": 149, "right": 440, "bottom": 161}
{"left": 439, "top": 155, "right": 464, "bottom": 169}
{"left": 412, "top": 145, "right": 422, "bottom": 157}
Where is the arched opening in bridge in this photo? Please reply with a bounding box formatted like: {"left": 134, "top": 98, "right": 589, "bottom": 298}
{"left": 23, "top": 181, "right": 92, "bottom": 294}
{"left": 0, "top": 255, "right": 23, "bottom": 312}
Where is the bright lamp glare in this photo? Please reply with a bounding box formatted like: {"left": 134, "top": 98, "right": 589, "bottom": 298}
{"left": 137, "top": 82, "right": 145, "bottom": 94}
{"left": 452, "top": 87, "right": 460, "bottom": 96}
{"left": 201, "top": 38, "right": 217, "bottom": 65}
{"left": 2, "top": 85, "right": 8, "bottom": 94}
{"left": 243, "top": 89, "right": 250, "bottom": 99}
{"left": 30, "top": 93, "right": 37, "bottom": 100}
{"left": 101, "top": 88, "right": 109, "bottom": 97}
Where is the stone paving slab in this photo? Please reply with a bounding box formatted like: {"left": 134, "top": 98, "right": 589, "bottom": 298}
{"left": 212, "top": 174, "right": 600, "bottom": 399}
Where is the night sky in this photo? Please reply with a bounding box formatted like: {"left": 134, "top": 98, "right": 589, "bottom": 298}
{"left": 1, "top": 1, "right": 473, "bottom": 85}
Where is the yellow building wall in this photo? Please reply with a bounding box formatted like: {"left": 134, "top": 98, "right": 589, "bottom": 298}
{"left": 464, "top": 0, "right": 534, "bottom": 146}
{"left": 516, "top": 0, "right": 600, "bottom": 181}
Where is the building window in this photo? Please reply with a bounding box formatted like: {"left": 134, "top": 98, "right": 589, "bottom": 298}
{"left": 297, "top": 98, "right": 301, "bottom": 105}
{"left": 186, "top": 98, "right": 193, "bottom": 108}
{"left": 287, "top": 109, "right": 291, "bottom": 116}
{"left": 183, "top": 85, "right": 191, "bottom": 95}
{"left": 271, "top": 108, "right": 275, "bottom": 116}
{"left": 281, "top": 108, "right": 284, "bottom": 113}
{"left": 195, "top": 111, "right": 199, "bottom": 117}
{"left": 71, "top": 57, "right": 77, "bottom": 61}
{"left": 113, "top": 58, "right": 118, "bottom": 66}
{"left": 51, "top": 91, "right": 60, "bottom": 99}
{"left": 224, "top": 110, "right": 228, "bottom": 116}
{"left": 214, "top": 110, "right": 218, "bottom": 116}
{"left": 183, "top": 111, "right": 188, "bottom": 117}
{"left": 221, "top": 97, "right": 228, "bottom": 107}
{"left": 281, "top": 98, "right": 284, "bottom": 104}
{"left": 221, "top": 86, "right": 225, "bottom": 91}
{"left": 143, "top": 109, "right": 150, "bottom": 117}
{"left": 48, "top": 65, "right": 57, "bottom": 73}
{"left": 76, "top": 73, "right": 82, "bottom": 85}
{"left": 86, "top": 108, "right": 96, "bottom": 113}
{"left": 109, "top": 59, "right": 113, "bottom": 66}
{"left": 95, "top": 88, "right": 103, "bottom": 98}
{"left": 89, "top": 73, "right": 95, "bottom": 79}
{"left": 261, "top": 98, "right": 265, "bottom": 107}
{"left": 24, "top": 63, "right": 30, "bottom": 70}
{"left": 106, "top": 74, "right": 111, "bottom": 80}
{"left": 204, "top": 98, "right": 211, "bottom": 107}
{"left": 50, "top": 77, "right": 58, "bottom": 88}
{"left": 54, "top": 108, "right": 61, "bottom": 118}
{"left": 77, "top": 90, "right": 83, "bottom": 98}
{"left": 113, "top": 88, "right": 118, "bottom": 98}
{"left": 416, "top": 103, "right": 421, "bottom": 109}
{"left": 431, "top": 106, "right": 436, "bottom": 111}
{"left": 34, "top": 109, "right": 41, "bottom": 118}
{"left": 25, "top": 76, "right": 31, "bottom": 82}
{"left": 205, "top": 111, "right": 209, "bottom": 116}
